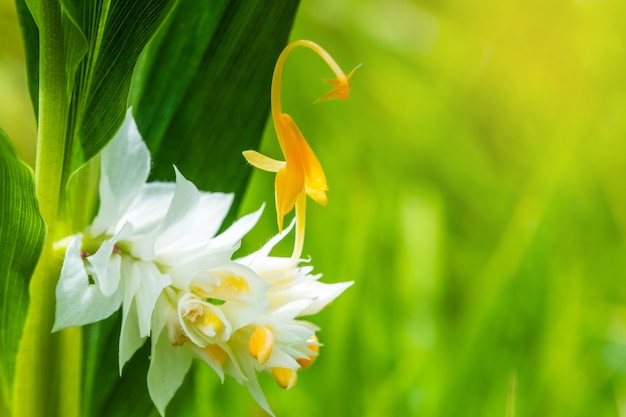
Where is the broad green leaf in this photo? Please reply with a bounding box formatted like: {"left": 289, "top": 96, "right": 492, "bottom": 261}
{"left": 0, "top": 130, "right": 46, "bottom": 414}
{"left": 14, "top": 0, "right": 40, "bottom": 118}
{"left": 81, "top": 316, "right": 158, "bottom": 417}
{"left": 62, "top": 0, "right": 178, "bottom": 175}
{"left": 16, "top": 0, "right": 178, "bottom": 183}
{"left": 134, "top": 0, "right": 301, "bottom": 213}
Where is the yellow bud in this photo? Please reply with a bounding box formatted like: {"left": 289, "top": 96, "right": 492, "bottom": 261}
{"left": 248, "top": 327, "right": 275, "bottom": 365}
{"left": 272, "top": 367, "right": 297, "bottom": 390}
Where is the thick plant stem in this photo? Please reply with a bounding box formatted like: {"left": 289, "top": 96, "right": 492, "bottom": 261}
{"left": 11, "top": 0, "right": 78, "bottom": 416}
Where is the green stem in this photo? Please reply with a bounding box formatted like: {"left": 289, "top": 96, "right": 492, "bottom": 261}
{"left": 12, "top": 0, "right": 80, "bottom": 416}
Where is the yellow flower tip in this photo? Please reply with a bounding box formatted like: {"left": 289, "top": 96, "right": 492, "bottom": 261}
{"left": 204, "top": 344, "right": 228, "bottom": 365}
{"left": 248, "top": 326, "right": 275, "bottom": 365}
{"left": 316, "top": 63, "right": 361, "bottom": 103}
{"left": 305, "top": 184, "right": 328, "bottom": 206}
{"left": 296, "top": 335, "right": 320, "bottom": 369}
{"left": 271, "top": 367, "right": 298, "bottom": 390}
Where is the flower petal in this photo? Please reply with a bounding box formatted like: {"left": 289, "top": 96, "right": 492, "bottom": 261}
{"left": 298, "top": 281, "right": 354, "bottom": 316}
{"left": 238, "top": 218, "right": 296, "bottom": 264}
{"left": 118, "top": 257, "right": 170, "bottom": 370}
{"left": 86, "top": 222, "right": 132, "bottom": 297}
{"left": 242, "top": 150, "right": 285, "bottom": 172}
{"left": 156, "top": 166, "right": 200, "bottom": 251}
{"left": 231, "top": 335, "right": 275, "bottom": 417}
{"left": 209, "top": 204, "right": 265, "bottom": 250}
{"left": 91, "top": 108, "right": 151, "bottom": 236}
{"left": 136, "top": 261, "right": 171, "bottom": 337}
{"left": 274, "top": 166, "right": 303, "bottom": 232}
{"left": 53, "top": 235, "right": 122, "bottom": 331}
{"left": 119, "top": 257, "right": 143, "bottom": 371}
{"left": 147, "top": 327, "right": 193, "bottom": 416}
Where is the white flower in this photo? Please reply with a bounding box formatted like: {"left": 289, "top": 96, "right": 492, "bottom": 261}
{"left": 54, "top": 110, "right": 172, "bottom": 372}
{"left": 144, "top": 221, "right": 353, "bottom": 416}
{"left": 147, "top": 262, "right": 270, "bottom": 416}
{"left": 53, "top": 109, "right": 262, "bottom": 372}
{"left": 53, "top": 105, "right": 353, "bottom": 417}
{"left": 238, "top": 220, "right": 353, "bottom": 316}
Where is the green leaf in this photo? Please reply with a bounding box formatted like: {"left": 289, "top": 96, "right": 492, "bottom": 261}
{"left": 14, "top": 0, "right": 40, "bottom": 118}
{"left": 15, "top": 0, "right": 179, "bottom": 216}
{"left": 0, "top": 130, "right": 46, "bottom": 414}
{"left": 81, "top": 316, "right": 158, "bottom": 417}
{"left": 134, "top": 0, "right": 301, "bottom": 212}
{"left": 62, "top": 0, "right": 179, "bottom": 175}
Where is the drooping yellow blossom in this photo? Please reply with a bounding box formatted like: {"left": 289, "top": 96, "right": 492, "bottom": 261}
{"left": 243, "top": 40, "right": 357, "bottom": 259}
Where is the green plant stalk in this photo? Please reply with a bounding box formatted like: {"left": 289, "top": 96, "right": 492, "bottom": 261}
{"left": 12, "top": 0, "right": 80, "bottom": 416}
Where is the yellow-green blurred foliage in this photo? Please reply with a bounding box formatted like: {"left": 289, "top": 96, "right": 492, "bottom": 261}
{"left": 4, "top": 0, "right": 626, "bottom": 416}
{"left": 238, "top": 0, "right": 626, "bottom": 416}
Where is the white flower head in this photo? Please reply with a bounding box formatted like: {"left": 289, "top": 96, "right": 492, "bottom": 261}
{"left": 238, "top": 220, "right": 354, "bottom": 316}
{"left": 53, "top": 109, "right": 260, "bottom": 372}
{"left": 52, "top": 101, "right": 353, "bottom": 417}
{"left": 54, "top": 109, "right": 171, "bottom": 364}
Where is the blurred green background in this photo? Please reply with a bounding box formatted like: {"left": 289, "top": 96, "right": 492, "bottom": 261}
{"left": 4, "top": 0, "right": 626, "bottom": 416}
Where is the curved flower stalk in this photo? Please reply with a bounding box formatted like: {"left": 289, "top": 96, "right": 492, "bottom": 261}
{"left": 243, "top": 40, "right": 359, "bottom": 260}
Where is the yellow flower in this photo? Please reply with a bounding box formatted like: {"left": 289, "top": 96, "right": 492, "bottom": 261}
{"left": 243, "top": 40, "right": 357, "bottom": 259}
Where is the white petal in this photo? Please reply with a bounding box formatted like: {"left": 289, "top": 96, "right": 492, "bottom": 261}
{"left": 210, "top": 204, "right": 264, "bottom": 250}
{"left": 120, "top": 183, "right": 177, "bottom": 261}
{"left": 239, "top": 218, "right": 295, "bottom": 266}
{"left": 236, "top": 341, "right": 275, "bottom": 417}
{"left": 155, "top": 170, "right": 236, "bottom": 266}
{"left": 268, "top": 299, "right": 314, "bottom": 321}
{"left": 119, "top": 297, "right": 145, "bottom": 373}
{"left": 155, "top": 167, "right": 199, "bottom": 252}
{"left": 86, "top": 222, "right": 132, "bottom": 297}
{"left": 167, "top": 246, "right": 234, "bottom": 290}
{"left": 147, "top": 327, "right": 193, "bottom": 416}
{"left": 91, "top": 108, "right": 151, "bottom": 236}
{"left": 299, "top": 281, "right": 354, "bottom": 316}
{"left": 135, "top": 261, "right": 171, "bottom": 337}
{"left": 161, "top": 191, "right": 234, "bottom": 257}
{"left": 263, "top": 348, "right": 300, "bottom": 370}
{"left": 119, "top": 258, "right": 143, "bottom": 371}
{"left": 196, "top": 191, "right": 234, "bottom": 238}
{"left": 53, "top": 235, "right": 122, "bottom": 331}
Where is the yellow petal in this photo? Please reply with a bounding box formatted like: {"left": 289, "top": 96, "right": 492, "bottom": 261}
{"left": 275, "top": 165, "right": 303, "bottom": 232}
{"left": 248, "top": 327, "right": 275, "bottom": 365}
{"left": 305, "top": 184, "right": 328, "bottom": 206}
{"left": 272, "top": 367, "right": 298, "bottom": 390}
{"left": 242, "top": 150, "right": 285, "bottom": 172}
{"left": 278, "top": 114, "right": 328, "bottom": 206}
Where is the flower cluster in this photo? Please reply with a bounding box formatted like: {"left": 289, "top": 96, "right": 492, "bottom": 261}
{"left": 54, "top": 40, "right": 355, "bottom": 416}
